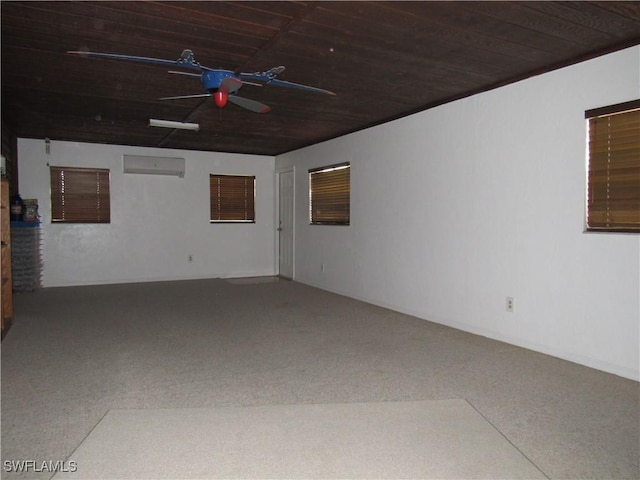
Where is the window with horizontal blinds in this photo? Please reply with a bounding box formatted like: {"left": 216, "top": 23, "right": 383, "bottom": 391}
{"left": 309, "top": 163, "right": 350, "bottom": 225}
{"left": 586, "top": 100, "right": 640, "bottom": 232}
{"left": 210, "top": 174, "right": 255, "bottom": 222}
{"left": 50, "top": 166, "right": 111, "bottom": 223}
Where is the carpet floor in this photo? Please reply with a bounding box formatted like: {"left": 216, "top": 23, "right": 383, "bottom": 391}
{"left": 52, "top": 399, "right": 546, "bottom": 479}
{"left": 1, "top": 278, "right": 638, "bottom": 479}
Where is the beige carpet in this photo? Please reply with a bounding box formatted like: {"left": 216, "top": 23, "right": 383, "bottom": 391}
{"left": 52, "top": 399, "right": 545, "bottom": 479}
{"left": 225, "top": 276, "right": 281, "bottom": 285}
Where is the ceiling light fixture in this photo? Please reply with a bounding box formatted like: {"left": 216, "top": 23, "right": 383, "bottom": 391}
{"left": 149, "top": 119, "right": 199, "bottom": 131}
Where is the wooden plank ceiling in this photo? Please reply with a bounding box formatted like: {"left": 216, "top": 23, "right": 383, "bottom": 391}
{"left": 2, "top": 1, "right": 639, "bottom": 156}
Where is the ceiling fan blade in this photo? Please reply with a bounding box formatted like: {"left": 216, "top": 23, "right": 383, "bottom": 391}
{"left": 240, "top": 69, "right": 334, "bottom": 96}
{"left": 68, "top": 50, "right": 208, "bottom": 73}
{"left": 159, "top": 93, "right": 211, "bottom": 100}
{"left": 242, "top": 66, "right": 285, "bottom": 79}
{"left": 168, "top": 70, "right": 202, "bottom": 77}
{"left": 265, "top": 78, "right": 336, "bottom": 96}
{"left": 227, "top": 96, "right": 270, "bottom": 113}
{"left": 219, "top": 77, "right": 243, "bottom": 94}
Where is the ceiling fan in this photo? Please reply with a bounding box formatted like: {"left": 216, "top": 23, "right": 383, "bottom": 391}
{"left": 67, "top": 49, "right": 335, "bottom": 114}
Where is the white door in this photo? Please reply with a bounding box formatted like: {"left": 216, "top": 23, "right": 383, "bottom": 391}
{"left": 278, "top": 170, "right": 294, "bottom": 279}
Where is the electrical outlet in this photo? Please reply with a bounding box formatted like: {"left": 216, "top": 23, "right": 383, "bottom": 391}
{"left": 321, "top": 263, "right": 325, "bottom": 272}
{"left": 506, "top": 297, "right": 515, "bottom": 312}
{"left": 188, "top": 255, "right": 193, "bottom": 263}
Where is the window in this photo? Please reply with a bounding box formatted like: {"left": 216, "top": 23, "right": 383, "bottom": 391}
{"left": 309, "top": 162, "right": 350, "bottom": 225}
{"left": 585, "top": 100, "right": 640, "bottom": 232}
{"left": 210, "top": 174, "right": 255, "bottom": 222}
{"left": 50, "top": 166, "right": 111, "bottom": 223}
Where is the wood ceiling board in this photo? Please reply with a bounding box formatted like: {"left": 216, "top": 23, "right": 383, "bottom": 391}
{"left": 1, "top": 90, "right": 195, "bottom": 128}
{"left": 312, "top": 2, "right": 545, "bottom": 67}
{"left": 586, "top": 1, "right": 640, "bottom": 22}
{"left": 522, "top": 1, "right": 640, "bottom": 39}
{"left": 1, "top": 54, "right": 202, "bottom": 109}
{"left": 2, "top": 1, "right": 639, "bottom": 156}
{"left": 0, "top": 2, "right": 262, "bottom": 66}
{"left": 100, "top": 1, "right": 286, "bottom": 39}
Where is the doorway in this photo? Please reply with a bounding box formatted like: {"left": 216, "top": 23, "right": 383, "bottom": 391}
{"left": 278, "top": 169, "right": 294, "bottom": 279}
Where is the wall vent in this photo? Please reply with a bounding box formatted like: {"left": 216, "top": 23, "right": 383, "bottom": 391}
{"left": 123, "top": 155, "right": 185, "bottom": 178}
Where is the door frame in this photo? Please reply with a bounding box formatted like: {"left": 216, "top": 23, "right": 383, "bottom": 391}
{"left": 276, "top": 167, "right": 295, "bottom": 279}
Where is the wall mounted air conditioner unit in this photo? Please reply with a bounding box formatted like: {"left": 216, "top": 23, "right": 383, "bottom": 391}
{"left": 123, "top": 154, "right": 185, "bottom": 178}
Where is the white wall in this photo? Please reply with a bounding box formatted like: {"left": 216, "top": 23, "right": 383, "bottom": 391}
{"left": 18, "top": 140, "right": 276, "bottom": 286}
{"left": 276, "top": 46, "right": 640, "bottom": 380}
